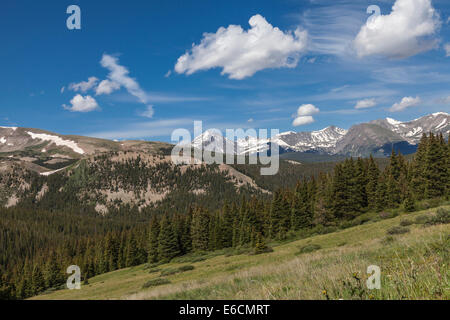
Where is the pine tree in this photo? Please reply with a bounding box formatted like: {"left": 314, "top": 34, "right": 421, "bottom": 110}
{"left": 269, "top": 190, "right": 290, "bottom": 240}
{"left": 375, "top": 175, "right": 388, "bottom": 211}
{"left": 221, "top": 201, "right": 234, "bottom": 248}
{"left": 191, "top": 207, "right": 211, "bottom": 251}
{"left": 125, "top": 234, "right": 140, "bottom": 267}
{"left": 404, "top": 190, "right": 415, "bottom": 212}
{"left": 352, "top": 157, "right": 368, "bottom": 212}
{"left": 366, "top": 155, "right": 379, "bottom": 210}
{"left": 386, "top": 150, "right": 402, "bottom": 207}
{"left": 157, "top": 215, "right": 180, "bottom": 262}
{"left": 410, "top": 133, "right": 428, "bottom": 199}
{"left": 331, "top": 163, "right": 349, "bottom": 219}
{"left": 291, "top": 181, "right": 312, "bottom": 230}
{"left": 147, "top": 216, "right": 160, "bottom": 263}
{"left": 45, "top": 252, "right": 62, "bottom": 289}
{"left": 425, "top": 133, "right": 446, "bottom": 198}
{"left": 254, "top": 233, "right": 270, "bottom": 254}
{"left": 31, "top": 264, "right": 45, "bottom": 294}
{"left": 104, "top": 233, "right": 119, "bottom": 271}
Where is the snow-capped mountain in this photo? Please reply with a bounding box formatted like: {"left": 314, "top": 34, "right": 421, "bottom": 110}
{"left": 191, "top": 130, "right": 237, "bottom": 155}
{"left": 190, "top": 126, "right": 348, "bottom": 155}
{"left": 370, "top": 112, "right": 449, "bottom": 144}
{"left": 270, "top": 126, "right": 348, "bottom": 153}
{"left": 190, "top": 112, "right": 449, "bottom": 157}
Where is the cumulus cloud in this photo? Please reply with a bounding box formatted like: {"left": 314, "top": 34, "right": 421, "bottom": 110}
{"left": 138, "top": 105, "right": 155, "bottom": 118}
{"left": 96, "top": 79, "right": 121, "bottom": 95}
{"left": 445, "top": 43, "right": 450, "bottom": 57}
{"left": 175, "top": 14, "right": 308, "bottom": 80}
{"left": 63, "top": 94, "right": 100, "bottom": 112}
{"left": 292, "top": 104, "right": 319, "bottom": 126}
{"left": 354, "top": 98, "right": 377, "bottom": 109}
{"left": 98, "top": 54, "right": 154, "bottom": 118}
{"left": 390, "top": 96, "right": 421, "bottom": 112}
{"left": 354, "top": 0, "right": 441, "bottom": 58}
{"left": 293, "top": 116, "right": 315, "bottom": 126}
{"left": 296, "top": 104, "right": 320, "bottom": 116}
{"left": 69, "top": 77, "right": 99, "bottom": 93}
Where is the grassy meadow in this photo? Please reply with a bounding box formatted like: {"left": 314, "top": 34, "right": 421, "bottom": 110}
{"left": 33, "top": 205, "right": 449, "bottom": 300}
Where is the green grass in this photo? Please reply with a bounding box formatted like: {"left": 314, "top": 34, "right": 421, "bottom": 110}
{"left": 33, "top": 205, "right": 449, "bottom": 300}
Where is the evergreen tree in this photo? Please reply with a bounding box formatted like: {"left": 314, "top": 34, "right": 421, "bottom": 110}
{"left": 221, "top": 201, "right": 234, "bottom": 248}
{"left": 254, "top": 233, "right": 270, "bottom": 254}
{"left": 191, "top": 207, "right": 210, "bottom": 251}
{"left": 386, "top": 150, "right": 402, "bottom": 207}
{"left": 410, "top": 133, "right": 428, "bottom": 199}
{"left": 404, "top": 190, "right": 415, "bottom": 212}
{"left": 366, "top": 155, "right": 380, "bottom": 209}
{"left": 45, "top": 252, "right": 62, "bottom": 288}
{"left": 291, "top": 181, "right": 312, "bottom": 230}
{"left": 147, "top": 216, "right": 160, "bottom": 263}
{"left": 157, "top": 215, "right": 180, "bottom": 262}
{"left": 125, "top": 234, "right": 140, "bottom": 267}
{"left": 425, "top": 133, "right": 446, "bottom": 198}
{"left": 31, "top": 264, "right": 45, "bottom": 294}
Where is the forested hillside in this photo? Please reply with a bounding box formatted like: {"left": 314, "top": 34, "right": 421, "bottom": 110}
{"left": 0, "top": 132, "right": 448, "bottom": 299}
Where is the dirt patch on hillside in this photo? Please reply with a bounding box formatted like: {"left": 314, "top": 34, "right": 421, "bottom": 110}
{"left": 5, "top": 194, "right": 19, "bottom": 208}
{"left": 219, "top": 164, "right": 270, "bottom": 193}
{"left": 36, "top": 183, "right": 48, "bottom": 201}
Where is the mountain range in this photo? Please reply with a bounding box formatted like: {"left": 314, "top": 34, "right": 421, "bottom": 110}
{"left": 0, "top": 111, "right": 447, "bottom": 212}
{"left": 191, "top": 112, "right": 449, "bottom": 157}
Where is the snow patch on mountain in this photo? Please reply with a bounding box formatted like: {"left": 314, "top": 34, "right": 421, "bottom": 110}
{"left": 26, "top": 132, "right": 85, "bottom": 154}
{"left": 386, "top": 118, "right": 403, "bottom": 126}
{"left": 0, "top": 126, "right": 18, "bottom": 131}
{"left": 436, "top": 118, "right": 447, "bottom": 129}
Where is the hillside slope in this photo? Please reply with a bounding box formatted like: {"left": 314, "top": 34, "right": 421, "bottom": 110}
{"left": 34, "top": 205, "right": 449, "bottom": 300}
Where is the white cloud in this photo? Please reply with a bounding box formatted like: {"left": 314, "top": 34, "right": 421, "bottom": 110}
{"left": 445, "top": 43, "right": 450, "bottom": 57}
{"left": 63, "top": 94, "right": 100, "bottom": 112}
{"left": 60, "top": 86, "right": 65, "bottom": 94}
{"left": 354, "top": 0, "right": 441, "bottom": 58}
{"left": 293, "top": 116, "right": 314, "bottom": 126}
{"left": 69, "top": 77, "right": 99, "bottom": 93}
{"left": 296, "top": 104, "right": 320, "bottom": 116}
{"left": 164, "top": 70, "right": 172, "bottom": 78}
{"left": 297, "top": 3, "right": 364, "bottom": 57}
{"left": 175, "top": 14, "right": 308, "bottom": 80}
{"left": 292, "top": 104, "right": 319, "bottom": 126}
{"left": 390, "top": 96, "right": 421, "bottom": 112}
{"left": 354, "top": 98, "right": 377, "bottom": 109}
{"left": 138, "top": 105, "right": 155, "bottom": 118}
{"left": 96, "top": 79, "right": 121, "bottom": 95}
{"left": 98, "top": 54, "right": 154, "bottom": 118}
{"left": 247, "top": 118, "right": 254, "bottom": 123}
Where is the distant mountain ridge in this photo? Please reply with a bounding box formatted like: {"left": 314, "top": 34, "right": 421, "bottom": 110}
{"left": 0, "top": 112, "right": 448, "bottom": 162}
{"left": 191, "top": 112, "right": 449, "bottom": 157}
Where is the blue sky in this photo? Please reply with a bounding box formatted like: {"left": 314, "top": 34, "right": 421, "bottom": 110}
{"left": 1, "top": 0, "right": 450, "bottom": 142}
